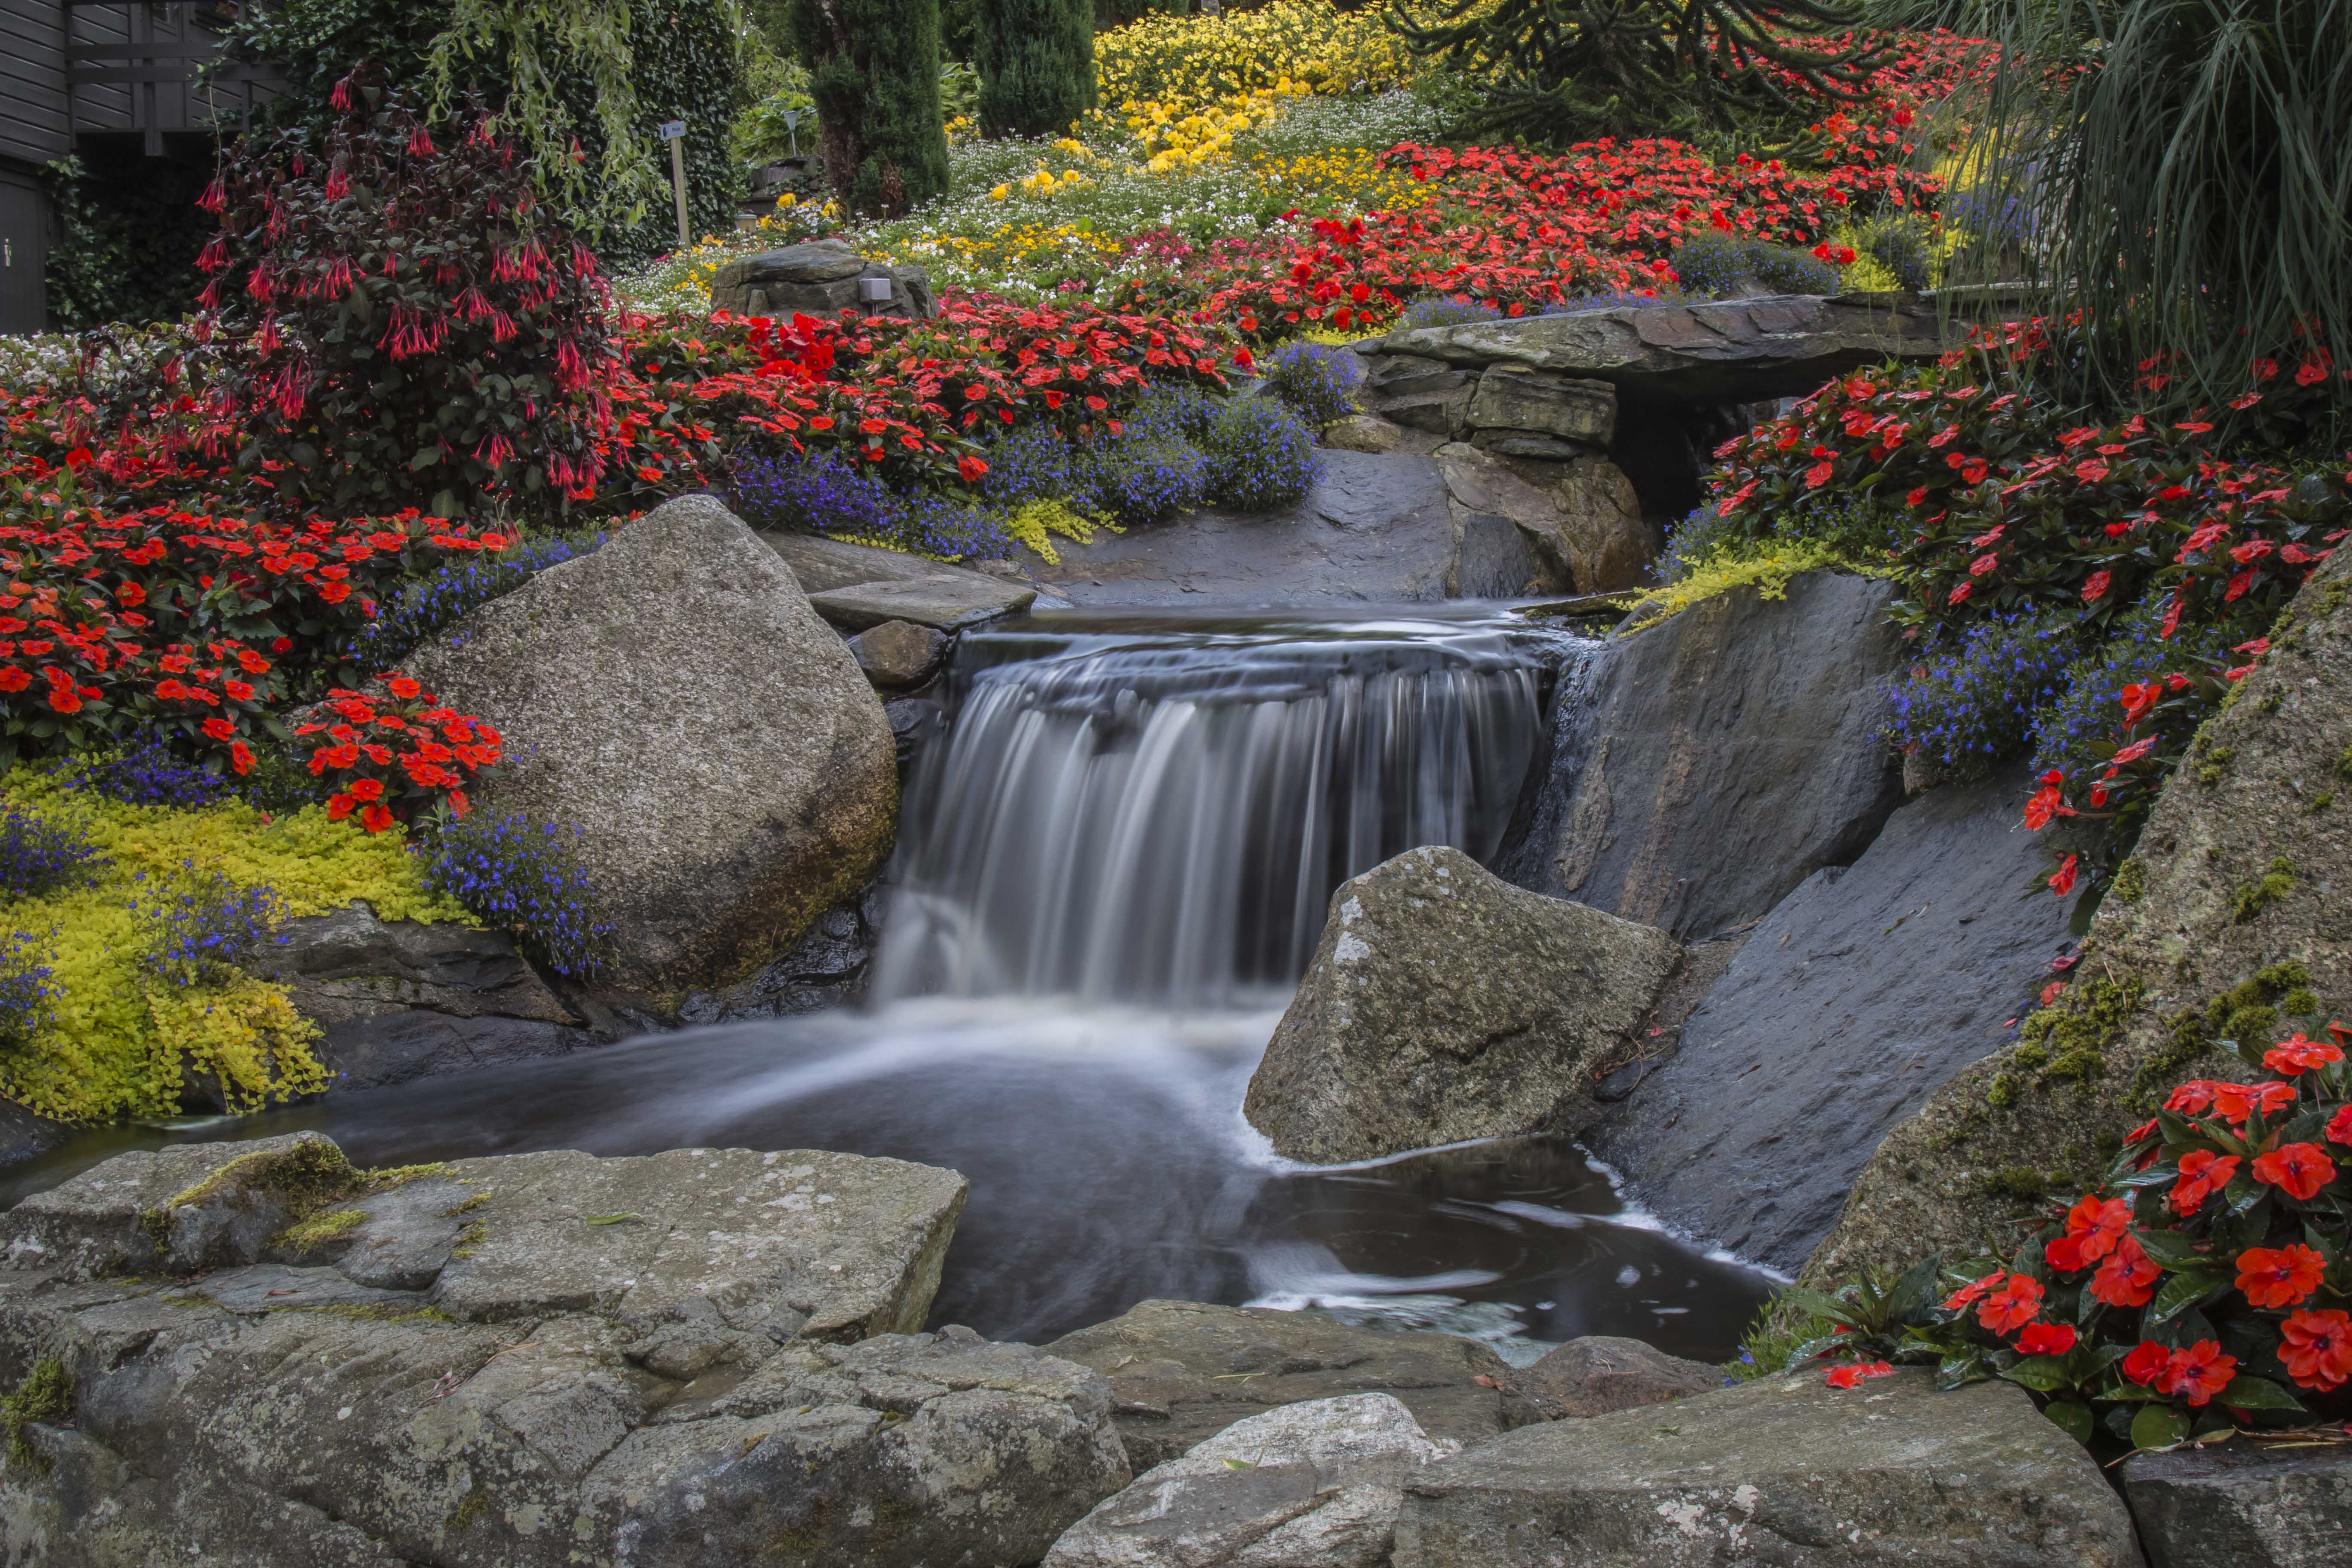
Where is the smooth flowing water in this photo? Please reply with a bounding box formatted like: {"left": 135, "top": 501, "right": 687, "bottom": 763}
{"left": 6, "top": 608, "right": 1774, "bottom": 1363}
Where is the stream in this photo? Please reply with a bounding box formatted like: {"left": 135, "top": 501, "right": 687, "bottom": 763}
{"left": 4, "top": 607, "right": 1773, "bottom": 1365}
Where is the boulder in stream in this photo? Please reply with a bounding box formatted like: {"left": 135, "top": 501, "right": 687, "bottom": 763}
{"left": 402, "top": 495, "right": 899, "bottom": 1001}
{"left": 0, "top": 1133, "right": 1134, "bottom": 1568}
{"left": 1243, "top": 845, "right": 1681, "bottom": 1164}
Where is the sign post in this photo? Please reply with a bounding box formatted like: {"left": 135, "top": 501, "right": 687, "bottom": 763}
{"left": 660, "top": 119, "right": 690, "bottom": 249}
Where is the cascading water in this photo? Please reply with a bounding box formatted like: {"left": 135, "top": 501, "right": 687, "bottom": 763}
{"left": 874, "top": 615, "right": 1550, "bottom": 1004}
{"left": 3, "top": 607, "right": 1773, "bottom": 1359}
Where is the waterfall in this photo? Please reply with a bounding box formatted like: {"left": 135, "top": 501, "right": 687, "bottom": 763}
{"left": 871, "top": 612, "right": 1569, "bottom": 1006}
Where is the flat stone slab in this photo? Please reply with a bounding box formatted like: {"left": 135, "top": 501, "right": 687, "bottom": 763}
{"left": 1031, "top": 450, "right": 1454, "bottom": 605}
{"left": 2124, "top": 1440, "right": 2352, "bottom": 1568}
{"left": 1374, "top": 291, "right": 1961, "bottom": 404}
{"left": 1044, "top": 1298, "right": 1517, "bottom": 1471}
{"left": 1587, "top": 766, "right": 2076, "bottom": 1273}
{"left": 762, "top": 529, "right": 1038, "bottom": 630}
{"left": 1393, "top": 1369, "right": 2143, "bottom": 1567}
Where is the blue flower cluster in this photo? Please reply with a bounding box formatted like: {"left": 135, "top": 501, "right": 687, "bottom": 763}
{"left": 0, "top": 812, "right": 108, "bottom": 900}
{"left": 1881, "top": 612, "right": 2079, "bottom": 777}
{"left": 1202, "top": 398, "right": 1324, "bottom": 512}
{"left": 70, "top": 739, "right": 229, "bottom": 809}
{"left": 2027, "top": 604, "right": 2235, "bottom": 785}
{"left": 355, "top": 531, "right": 608, "bottom": 666}
{"left": 1267, "top": 342, "right": 1366, "bottom": 428}
{"left": 1094, "top": 441, "right": 1208, "bottom": 525}
{"left": 142, "top": 869, "right": 285, "bottom": 986}
{"left": 0, "top": 932, "right": 52, "bottom": 1043}
{"left": 730, "top": 453, "right": 1014, "bottom": 560}
{"left": 421, "top": 811, "right": 614, "bottom": 977}
{"left": 1671, "top": 232, "right": 1839, "bottom": 298}
{"left": 1858, "top": 217, "right": 1933, "bottom": 293}
{"left": 1402, "top": 297, "right": 1500, "bottom": 330}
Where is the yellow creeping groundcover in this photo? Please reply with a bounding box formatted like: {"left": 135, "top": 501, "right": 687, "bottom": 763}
{"left": 0, "top": 767, "right": 470, "bottom": 1124}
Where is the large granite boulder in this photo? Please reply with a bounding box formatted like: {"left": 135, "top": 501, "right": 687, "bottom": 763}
{"left": 1045, "top": 1393, "right": 1453, "bottom": 1568}
{"left": 1587, "top": 767, "right": 2078, "bottom": 1273}
{"left": 0, "top": 1134, "right": 1130, "bottom": 1568}
{"left": 1501, "top": 569, "right": 1905, "bottom": 940}
{"left": 2124, "top": 1441, "right": 2352, "bottom": 1568}
{"left": 1810, "top": 546, "right": 2352, "bottom": 1283}
{"left": 1392, "top": 1369, "right": 2143, "bottom": 1567}
{"left": 709, "top": 237, "right": 940, "bottom": 321}
{"left": 1243, "top": 845, "right": 1682, "bottom": 1164}
{"left": 402, "top": 496, "right": 897, "bottom": 1001}
{"left": 1043, "top": 1298, "right": 1517, "bottom": 1470}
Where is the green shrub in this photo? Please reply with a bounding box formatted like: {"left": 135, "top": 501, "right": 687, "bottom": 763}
{"left": 790, "top": 0, "right": 952, "bottom": 217}
{"left": 975, "top": 0, "right": 1096, "bottom": 138}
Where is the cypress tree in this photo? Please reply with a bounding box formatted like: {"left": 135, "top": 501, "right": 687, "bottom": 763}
{"left": 974, "top": 0, "right": 1096, "bottom": 139}
{"left": 789, "top": 0, "right": 952, "bottom": 218}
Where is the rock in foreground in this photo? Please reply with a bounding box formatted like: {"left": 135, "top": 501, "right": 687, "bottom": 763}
{"left": 1244, "top": 845, "right": 1681, "bottom": 1163}
{"left": 1393, "top": 1369, "right": 2141, "bottom": 1567}
{"left": 1044, "top": 1298, "right": 1517, "bottom": 1470}
{"left": 2123, "top": 1440, "right": 2352, "bottom": 1568}
{"left": 1046, "top": 1393, "right": 1453, "bottom": 1568}
{"left": 404, "top": 496, "right": 897, "bottom": 1000}
{"left": 0, "top": 1134, "right": 1131, "bottom": 1568}
{"left": 1498, "top": 1335, "right": 1724, "bottom": 1423}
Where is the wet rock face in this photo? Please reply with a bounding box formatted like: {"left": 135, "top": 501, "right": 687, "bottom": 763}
{"left": 1043, "top": 1298, "right": 1518, "bottom": 1471}
{"left": 1243, "top": 845, "right": 1682, "bottom": 1164}
{"left": 0, "top": 1135, "right": 1130, "bottom": 1568}
{"left": 402, "top": 495, "right": 898, "bottom": 1001}
{"left": 1392, "top": 1369, "right": 2143, "bottom": 1568}
{"left": 1045, "top": 1393, "right": 1455, "bottom": 1568}
{"left": 2123, "top": 1441, "right": 2352, "bottom": 1568}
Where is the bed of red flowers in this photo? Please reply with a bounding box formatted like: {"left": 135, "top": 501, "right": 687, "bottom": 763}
{"left": 1796, "top": 1017, "right": 2352, "bottom": 1452}
{"left": 296, "top": 676, "right": 499, "bottom": 831}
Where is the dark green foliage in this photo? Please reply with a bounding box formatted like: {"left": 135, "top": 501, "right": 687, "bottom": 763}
{"left": 1910, "top": 0, "right": 2352, "bottom": 429}
{"left": 975, "top": 0, "right": 1097, "bottom": 138}
{"left": 791, "top": 0, "right": 953, "bottom": 217}
{"left": 1386, "top": 0, "right": 1884, "bottom": 146}
{"left": 39, "top": 152, "right": 213, "bottom": 329}
{"left": 564, "top": 0, "right": 747, "bottom": 265}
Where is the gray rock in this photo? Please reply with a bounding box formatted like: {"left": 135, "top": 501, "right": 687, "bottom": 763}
{"left": 1365, "top": 355, "right": 1473, "bottom": 433}
{"left": 675, "top": 889, "right": 883, "bottom": 1024}
{"left": 1588, "top": 767, "right": 2076, "bottom": 1273}
{"left": 710, "top": 237, "right": 940, "bottom": 321}
{"left": 760, "top": 528, "right": 968, "bottom": 593}
{"left": 1501, "top": 570, "right": 1904, "bottom": 940}
{"left": 1393, "top": 1369, "right": 2143, "bottom": 1567}
{"left": 1500, "top": 1335, "right": 1724, "bottom": 1423}
{"left": 1449, "top": 510, "right": 1541, "bottom": 597}
{"left": 849, "top": 619, "right": 949, "bottom": 687}
{"left": 1045, "top": 1393, "right": 1453, "bottom": 1568}
{"left": 1043, "top": 1298, "right": 1517, "bottom": 1471}
{"left": 1548, "top": 453, "right": 1654, "bottom": 593}
{"left": 2124, "top": 1441, "right": 2352, "bottom": 1568}
{"left": 1032, "top": 450, "right": 1455, "bottom": 606}
{"left": 0, "top": 1098, "right": 68, "bottom": 1170}
{"left": 1243, "top": 845, "right": 1682, "bottom": 1164}
{"left": 0, "top": 1137, "right": 1082, "bottom": 1568}
{"left": 1377, "top": 291, "right": 1965, "bottom": 404}
{"left": 810, "top": 573, "right": 1037, "bottom": 632}
{"left": 402, "top": 495, "right": 897, "bottom": 1000}
{"left": 1323, "top": 414, "right": 1404, "bottom": 454}
{"left": 1462, "top": 366, "right": 1616, "bottom": 447}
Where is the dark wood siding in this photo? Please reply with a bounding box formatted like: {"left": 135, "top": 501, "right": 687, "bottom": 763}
{"left": 0, "top": 0, "right": 71, "bottom": 169}
{"left": 0, "top": 162, "right": 49, "bottom": 333}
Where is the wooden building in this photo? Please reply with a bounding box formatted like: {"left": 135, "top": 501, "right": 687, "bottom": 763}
{"left": 0, "top": 2, "right": 281, "bottom": 332}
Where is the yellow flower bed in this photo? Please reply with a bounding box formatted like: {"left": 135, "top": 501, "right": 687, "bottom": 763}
{"left": 0, "top": 768, "right": 471, "bottom": 1123}
{"left": 1617, "top": 541, "right": 1890, "bottom": 632}
{"left": 1127, "top": 82, "right": 1307, "bottom": 173}
{"left": 1094, "top": 0, "right": 1416, "bottom": 107}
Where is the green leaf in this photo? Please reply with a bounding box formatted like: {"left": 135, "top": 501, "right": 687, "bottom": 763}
{"left": 2131, "top": 1405, "right": 2192, "bottom": 1452}
{"left": 2215, "top": 1375, "right": 2306, "bottom": 1412}
{"left": 408, "top": 447, "right": 442, "bottom": 470}
{"left": 2149, "top": 1270, "right": 2222, "bottom": 1324}
{"left": 1883, "top": 1254, "right": 1943, "bottom": 1322}
{"left": 1936, "top": 1348, "right": 1991, "bottom": 1390}
{"left": 2132, "top": 1229, "right": 2207, "bottom": 1269}
{"left": 1997, "top": 1355, "right": 2075, "bottom": 1393}
{"left": 2044, "top": 1400, "right": 2096, "bottom": 1447}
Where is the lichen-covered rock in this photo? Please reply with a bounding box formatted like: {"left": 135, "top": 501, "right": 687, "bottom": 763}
{"left": 1044, "top": 1393, "right": 1453, "bottom": 1568}
{"left": 848, "top": 619, "right": 949, "bottom": 688}
{"left": 1498, "top": 1335, "right": 1724, "bottom": 1423}
{"left": 1810, "top": 546, "right": 2352, "bottom": 1284}
{"left": 1392, "top": 1369, "right": 2142, "bottom": 1567}
{"left": 1461, "top": 365, "right": 1616, "bottom": 449}
{"left": 1044, "top": 1298, "right": 1517, "bottom": 1470}
{"left": 2123, "top": 1440, "right": 2352, "bottom": 1568}
{"left": 0, "top": 1136, "right": 1126, "bottom": 1568}
{"left": 1243, "top": 845, "right": 1682, "bottom": 1163}
{"left": 403, "top": 495, "right": 897, "bottom": 1000}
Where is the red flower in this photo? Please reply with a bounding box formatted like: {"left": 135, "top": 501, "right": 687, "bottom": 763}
{"left": 1824, "top": 1360, "right": 1895, "bottom": 1389}
{"left": 2212, "top": 1081, "right": 2297, "bottom": 1123}
{"left": 2046, "top": 855, "right": 2078, "bottom": 898}
{"left": 357, "top": 803, "right": 395, "bottom": 833}
{"left": 2120, "top": 1341, "right": 2171, "bottom": 1387}
{"left": 0, "top": 668, "right": 25, "bottom": 694}
{"left": 2046, "top": 1194, "right": 2130, "bottom": 1270}
{"left": 2015, "top": 1322, "right": 2076, "bottom": 1356}
{"left": 2090, "top": 1234, "right": 2162, "bottom": 1307}
{"left": 2079, "top": 570, "right": 2111, "bottom": 601}
{"left": 2159, "top": 1341, "right": 2236, "bottom": 1406}
{"left": 230, "top": 740, "right": 254, "bottom": 776}
{"left": 1977, "top": 1272, "right": 2043, "bottom": 1333}
{"left": 47, "top": 688, "right": 80, "bottom": 714}
{"left": 2328, "top": 1105, "right": 2352, "bottom": 1147}
{"left": 2022, "top": 785, "right": 2076, "bottom": 830}
{"left": 957, "top": 455, "right": 989, "bottom": 484}
{"left": 2119, "top": 681, "right": 2161, "bottom": 722}
{"left": 2253, "top": 1142, "right": 2335, "bottom": 1201}
{"left": 201, "top": 717, "right": 235, "bottom": 741}
{"left": 2236, "top": 1244, "right": 2325, "bottom": 1309}
{"left": 385, "top": 674, "right": 423, "bottom": 700}
{"left": 347, "top": 778, "right": 386, "bottom": 803}
{"left": 2263, "top": 1034, "right": 2343, "bottom": 1076}
{"left": 1942, "top": 1269, "right": 2004, "bottom": 1310}
{"left": 325, "top": 793, "right": 355, "bottom": 821}
{"left": 2279, "top": 1309, "right": 2352, "bottom": 1393}
{"left": 2169, "top": 1148, "right": 2240, "bottom": 1216}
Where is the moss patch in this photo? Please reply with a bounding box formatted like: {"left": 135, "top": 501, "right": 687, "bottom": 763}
{"left": 2227, "top": 857, "right": 2297, "bottom": 924}
{"left": 1981, "top": 1167, "right": 2050, "bottom": 1204}
{"left": 2110, "top": 858, "right": 2147, "bottom": 905}
{"left": 1, "top": 1359, "right": 72, "bottom": 1470}
{"left": 273, "top": 1206, "right": 365, "bottom": 1257}
{"left": 2011, "top": 973, "right": 2144, "bottom": 1091}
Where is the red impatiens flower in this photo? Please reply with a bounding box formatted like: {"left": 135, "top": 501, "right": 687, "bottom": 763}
{"left": 1824, "top": 1360, "right": 1896, "bottom": 1389}
{"left": 2015, "top": 1322, "right": 2076, "bottom": 1356}
{"left": 2252, "top": 1142, "right": 2337, "bottom": 1201}
{"left": 2236, "top": 1244, "right": 2325, "bottom": 1309}
{"left": 2212, "top": 1081, "right": 2298, "bottom": 1124}
{"left": 2263, "top": 1034, "right": 2345, "bottom": 1076}
{"left": 2169, "top": 1149, "right": 2240, "bottom": 1216}
{"left": 1978, "top": 1272, "right": 2044, "bottom": 1333}
{"left": 2045, "top": 1194, "right": 2131, "bottom": 1271}
{"left": 2090, "top": 1234, "right": 2163, "bottom": 1308}
{"left": 2046, "top": 855, "right": 2079, "bottom": 898}
{"left": 1942, "top": 1269, "right": 2004, "bottom": 1310}
{"left": 2328, "top": 1105, "right": 2352, "bottom": 1147}
{"left": 2279, "top": 1309, "right": 2352, "bottom": 1393}
{"left": 2160, "top": 1341, "right": 2236, "bottom": 1406}
{"left": 2120, "top": 1340, "right": 2172, "bottom": 1387}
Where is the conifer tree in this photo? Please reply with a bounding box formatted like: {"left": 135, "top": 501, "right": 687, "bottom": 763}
{"left": 975, "top": 0, "right": 1096, "bottom": 138}
{"left": 789, "top": 0, "right": 952, "bottom": 217}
